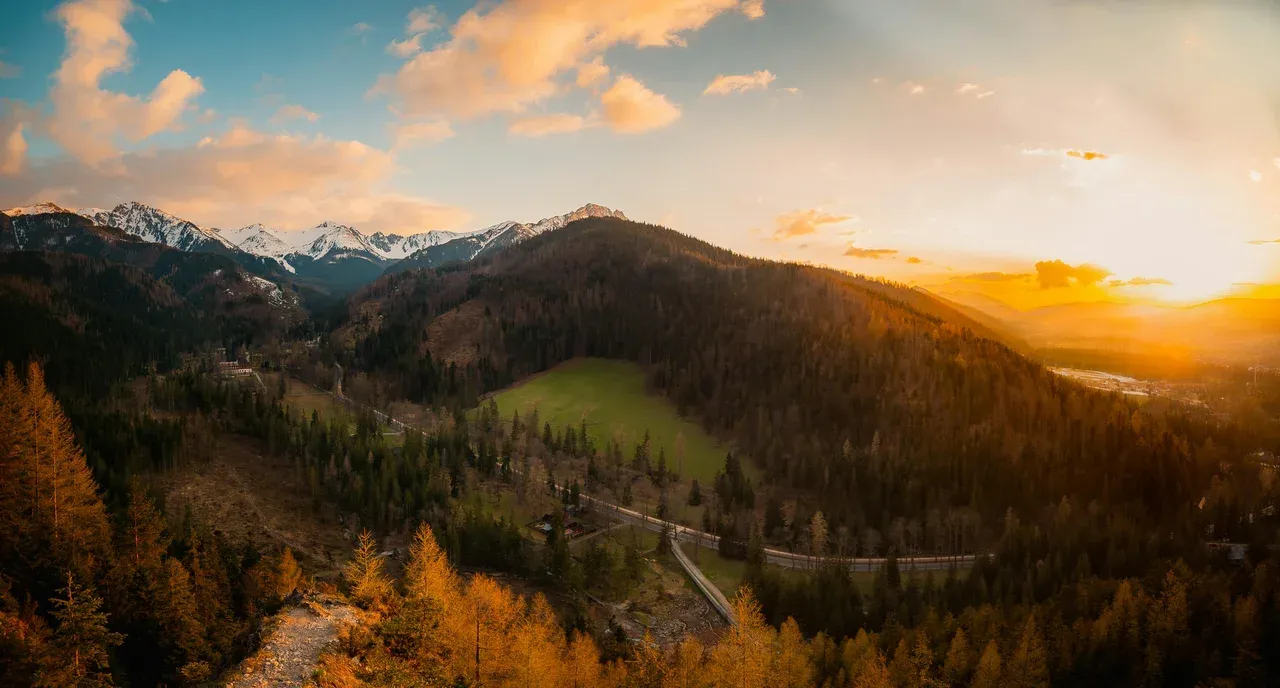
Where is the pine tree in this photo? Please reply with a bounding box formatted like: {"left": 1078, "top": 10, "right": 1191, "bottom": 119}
{"left": 38, "top": 573, "right": 122, "bottom": 688}
{"left": 687, "top": 479, "right": 703, "bottom": 506}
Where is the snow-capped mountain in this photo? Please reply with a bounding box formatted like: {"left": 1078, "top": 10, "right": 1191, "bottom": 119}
{"left": 76, "top": 202, "right": 234, "bottom": 254}
{"left": 366, "top": 230, "right": 467, "bottom": 260}
{"left": 392, "top": 204, "right": 628, "bottom": 273}
{"left": 3, "top": 202, "right": 72, "bottom": 217}
{"left": 5, "top": 198, "right": 629, "bottom": 293}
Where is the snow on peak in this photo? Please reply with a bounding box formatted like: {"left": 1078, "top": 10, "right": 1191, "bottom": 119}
{"left": 3, "top": 202, "right": 70, "bottom": 217}
{"left": 366, "top": 229, "right": 469, "bottom": 260}
{"left": 528, "top": 203, "right": 628, "bottom": 235}
{"left": 84, "top": 202, "right": 235, "bottom": 252}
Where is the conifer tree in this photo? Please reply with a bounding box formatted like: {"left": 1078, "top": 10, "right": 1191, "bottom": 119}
{"left": 1005, "top": 613, "right": 1049, "bottom": 688}
{"left": 972, "top": 640, "right": 1002, "bottom": 688}
{"left": 38, "top": 573, "right": 122, "bottom": 688}
{"left": 942, "top": 627, "right": 972, "bottom": 685}
{"left": 275, "top": 547, "right": 302, "bottom": 599}
{"left": 345, "top": 529, "right": 391, "bottom": 611}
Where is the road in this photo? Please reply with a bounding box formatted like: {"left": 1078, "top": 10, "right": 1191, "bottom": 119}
{"left": 322, "top": 376, "right": 978, "bottom": 573}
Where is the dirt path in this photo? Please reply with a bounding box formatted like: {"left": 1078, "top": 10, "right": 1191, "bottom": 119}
{"left": 225, "top": 596, "right": 358, "bottom": 687}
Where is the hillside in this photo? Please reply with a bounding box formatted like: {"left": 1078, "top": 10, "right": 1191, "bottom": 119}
{"left": 335, "top": 218, "right": 1229, "bottom": 540}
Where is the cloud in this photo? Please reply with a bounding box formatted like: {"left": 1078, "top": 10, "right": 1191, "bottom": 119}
{"left": 271, "top": 104, "right": 319, "bottom": 124}
{"left": 369, "top": 0, "right": 749, "bottom": 120}
{"left": 0, "top": 61, "right": 19, "bottom": 79}
{"left": 955, "top": 83, "right": 979, "bottom": 94}
{"left": 600, "top": 76, "right": 681, "bottom": 133}
{"left": 781, "top": 87, "right": 800, "bottom": 95}
{"left": 952, "top": 271, "right": 1032, "bottom": 283}
{"left": 975, "top": 90, "right": 995, "bottom": 99}
{"left": 771, "top": 209, "right": 852, "bottom": 240}
{"left": 46, "top": 0, "right": 205, "bottom": 168}
{"left": 508, "top": 113, "right": 587, "bottom": 137}
{"left": 1249, "top": 169, "right": 1263, "bottom": 183}
{"left": 406, "top": 6, "right": 444, "bottom": 34}
{"left": 1108, "top": 277, "right": 1173, "bottom": 287}
{"left": 845, "top": 246, "right": 898, "bottom": 259}
{"left": 905, "top": 256, "right": 924, "bottom": 264}
{"left": 387, "top": 35, "right": 426, "bottom": 58}
{"left": 3, "top": 121, "right": 470, "bottom": 234}
{"left": 350, "top": 22, "right": 373, "bottom": 35}
{"left": 704, "top": 70, "right": 775, "bottom": 95}
{"left": 1248, "top": 238, "right": 1280, "bottom": 245}
{"left": 575, "top": 57, "right": 610, "bottom": 89}
{"left": 1065, "top": 149, "right": 1107, "bottom": 161}
{"left": 1, "top": 119, "right": 25, "bottom": 176}
{"left": 741, "top": 0, "right": 765, "bottom": 20}
{"left": 1034, "top": 260, "right": 1112, "bottom": 288}
{"left": 1275, "top": 158, "right": 1280, "bottom": 172}
{"left": 903, "top": 82, "right": 926, "bottom": 95}
{"left": 389, "top": 119, "right": 454, "bottom": 149}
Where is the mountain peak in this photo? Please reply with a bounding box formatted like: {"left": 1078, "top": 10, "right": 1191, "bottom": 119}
{"left": 3, "top": 202, "right": 70, "bottom": 217}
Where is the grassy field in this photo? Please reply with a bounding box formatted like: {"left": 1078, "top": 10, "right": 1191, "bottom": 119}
{"left": 484, "top": 359, "right": 732, "bottom": 485}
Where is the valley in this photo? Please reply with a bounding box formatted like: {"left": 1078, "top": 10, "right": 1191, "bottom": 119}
{"left": 4, "top": 209, "right": 1280, "bottom": 688}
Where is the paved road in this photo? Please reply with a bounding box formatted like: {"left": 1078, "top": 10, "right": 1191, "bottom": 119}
{"left": 323, "top": 379, "right": 978, "bottom": 574}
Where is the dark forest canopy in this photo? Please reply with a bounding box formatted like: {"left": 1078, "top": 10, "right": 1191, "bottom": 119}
{"left": 335, "top": 217, "right": 1245, "bottom": 544}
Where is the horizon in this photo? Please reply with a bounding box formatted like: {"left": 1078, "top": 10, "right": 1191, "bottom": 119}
{"left": 4, "top": 0, "right": 1280, "bottom": 309}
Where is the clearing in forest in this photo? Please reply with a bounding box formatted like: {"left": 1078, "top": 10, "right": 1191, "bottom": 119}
{"left": 483, "top": 358, "right": 731, "bottom": 485}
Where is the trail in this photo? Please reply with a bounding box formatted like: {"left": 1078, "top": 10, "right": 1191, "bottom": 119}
{"left": 226, "top": 596, "right": 358, "bottom": 688}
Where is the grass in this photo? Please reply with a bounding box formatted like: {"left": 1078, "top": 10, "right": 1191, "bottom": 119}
{"left": 679, "top": 541, "right": 747, "bottom": 600}
{"left": 483, "top": 358, "right": 733, "bottom": 485}
{"left": 278, "top": 376, "right": 349, "bottom": 425}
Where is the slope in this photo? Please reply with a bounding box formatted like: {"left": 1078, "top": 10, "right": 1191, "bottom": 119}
{"left": 337, "top": 218, "right": 1228, "bottom": 536}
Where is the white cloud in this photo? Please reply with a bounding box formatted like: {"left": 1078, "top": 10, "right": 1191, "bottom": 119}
{"left": 600, "top": 76, "right": 681, "bottom": 134}
{"left": 1249, "top": 169, "right": 1263, "bottom": 183}
{"left": 955, "top": 83, "right": 979, "bottom": 94}
{"left": 387, "top": 34, "right": 426, "bottom": 58}
{"left": 406, "top": 6, "right": 443, "bottom": 34}
{"left": 350, "top": 22, "right": 373, "bottom": 34}
{"left": 703, "top": 70, "right": 776, "bottom": 95}
{"left": 904, "top": 82, "right": 925, "bottom": 95}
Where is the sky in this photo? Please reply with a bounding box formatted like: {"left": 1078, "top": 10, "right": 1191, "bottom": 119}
{"left": 3, "top": 0, "right": 1280, "bottom": 307}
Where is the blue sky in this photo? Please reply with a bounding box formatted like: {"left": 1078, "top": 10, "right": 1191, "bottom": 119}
{"left": 3, "top": 0, "right": 1280, "bottom": 306}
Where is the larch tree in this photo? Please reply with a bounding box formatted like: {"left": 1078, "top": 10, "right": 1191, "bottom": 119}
{"left": 942, "top": 627, "right": 972, "bottom": 685}
{"left": 706, "top": 588, "right": 774, "bottom": 688}
{"left": 772, "top": 618, "right": 815, "bottom": 688}
{"left": 971, "top": 640, "right": 1003, "bottom": 688}
{"left": 345, "top": 529, "right": 392, "bottom": 611}
{"left": 809, "top": 511, "right": 828, "bottom": 559}
{"left": 274, "top": 547, "right": 302, "bottom": 599}
{"left": 1005, "top": 613, "right": 1049, "bottom": 688}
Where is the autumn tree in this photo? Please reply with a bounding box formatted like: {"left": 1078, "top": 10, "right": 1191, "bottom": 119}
{"left": 345, "top": 529, "right": 392, "bottom": 611}
{"left": 972, "top": 641, "right": 1002, "bottom": 688}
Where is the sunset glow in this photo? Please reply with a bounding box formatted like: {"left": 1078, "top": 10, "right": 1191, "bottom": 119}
{"left": 3, "top": 0, "right": 1280, "bottom": 307}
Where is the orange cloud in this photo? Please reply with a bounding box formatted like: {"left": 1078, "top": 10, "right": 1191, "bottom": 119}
{"left": 387, "top": 34, "right": 426, "bottom": 58}
{"left": 905, "top": 256, "right": 924, "bottom": 264}
{"left": 1065, "top": 149, "right": 1108, "bottom": 161}
{"left": 47, "top": 0, "right": 205, "bottom": 168}
{"left": 4, "top": 121, "right": 470, "bottom": 234}
{"left": 771, "top": 209, "right": 851, "bottom": 240}
{"left": 370, "top": 0, "right": 749, "bottom": 120}
{"left": 1108, "top": 277, "right": 1172, "bottom": 287}
{"left": 406, "top": 6, "right": 443, "bottom": 34}
{"left": 0, "top": 113, "right": 25, "bottom": 176}
{"left": 741, "top": 0, "right": 765, "bottom": 19}
{"left": 704, "top": 70, "right": 776, "bottom": 95}
{"left": 1034, "top": 260, "right": 1112, "bottom": 288}
{"left": 951, "top": 271, "right": 1032, "bottom": 283}
{"left": 389, "top": 119, "right": 454, "bottom": 149}
{"left": 508, "top": 113, "right": 587, "bottom": 137}
{"left": 576, "top": 57, "right": 611, "bottom": 89}
{"left": 844, "top": 246, "right": 898, "bottom": 259}
{"left": 600, "top": 76, "right": 681, "bottom": 133}
{"left": 271, "top": 104, "right": 319, "bottom": 124}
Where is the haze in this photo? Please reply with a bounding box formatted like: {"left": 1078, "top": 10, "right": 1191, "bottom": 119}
{"left": 3, "top": 0, "right": 1280, "bottom": 308}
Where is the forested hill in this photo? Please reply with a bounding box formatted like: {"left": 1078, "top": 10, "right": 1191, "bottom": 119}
{"left": 337, "top": 218, "right": 1234, "bottom": 538}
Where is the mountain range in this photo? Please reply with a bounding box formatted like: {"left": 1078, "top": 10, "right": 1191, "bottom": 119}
{"left": 1, "top": 201, "right": 628, "bottom": 295}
